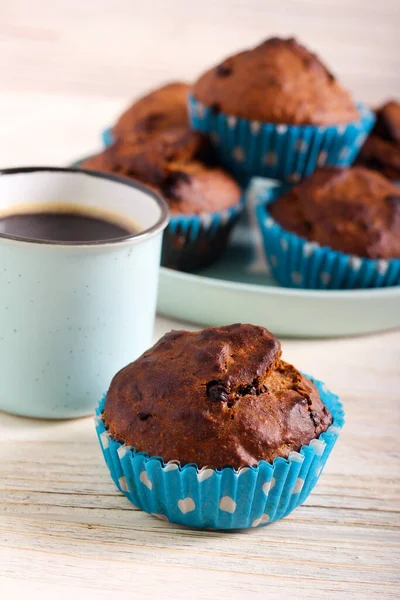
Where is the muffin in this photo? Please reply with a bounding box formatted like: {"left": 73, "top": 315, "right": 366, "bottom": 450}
{"left": 80, "top": 130, "right": 242, "bottom": 271}
{"left": 355, "top": 100, "right": 400, "bottom": 180}
{"left": 112, "top": 82, "right": 190, "bottom": 140}
{"left": 189, "top": 37, "right": 374, "bottom": 182}
{"left": 96, "top": 324, "right": 344, "bottom": 528}
{"left": 256, "top": 167, "right": 400, "bottom": 289}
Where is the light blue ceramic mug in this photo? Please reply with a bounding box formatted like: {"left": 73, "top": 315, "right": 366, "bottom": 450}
{"left": 0, "top": 167, "right": 169, "bottom": 418}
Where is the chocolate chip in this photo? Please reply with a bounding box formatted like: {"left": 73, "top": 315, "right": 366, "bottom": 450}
{"left": 138, "top": 411, "right": 151, "bottom": 421}
{"left": 162, "top": 170, "right": 191, "bottom": 200}
{"left": 216, "top": 63, "right": 232, "bottom": 77}
{"left": 240, "top": 384, "right": 257, "bottom": 396}
{"left": 210, "top": 102, "right": 221, "bottom": 114}
{"left": 206, "top": 380, "right": 230, "bottom": 402}
{"left": 304, "top": 221, "right": 313, "bottom": 234}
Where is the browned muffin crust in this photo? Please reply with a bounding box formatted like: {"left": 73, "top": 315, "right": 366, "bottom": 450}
{"left": 113, "top": 82, "right": 190, "bottom": 138}
{"left": 81, "top": 131, "right": 241, "bottom": 214}
{"left": 104, "top": 324, "right": 332, "bottom": 469}
{"left": 269, "top": 167, "right": 400, "bottom": 259}
{"left": 82, "top": 128, "right": 206, "bottom": 184}
{"left": 356, "top": 100, "right": 400, "bottom": 180}
{"left": 192, "top": 37, "right": 358, "bottom": 125}
{"left": 374, "top": 101, "right": 400, "bottom": 143}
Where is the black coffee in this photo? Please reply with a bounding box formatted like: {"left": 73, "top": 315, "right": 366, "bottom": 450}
{"left": 0, "top": 208, "right": 135, "bottom": 243}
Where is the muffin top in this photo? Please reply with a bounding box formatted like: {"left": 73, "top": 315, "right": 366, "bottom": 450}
{"left": 374, "top": 100, "right": 400, "bottom": 143}
{"left": 81, "top": 130, "right": 241, "bottom": 214}
{"left": 113, "top": 82, "right": 190, "bottom": 138}
{"left": 269, "top": 167, "right": 400, "bottom": 259}
{"left": 192, "top": 37, "right": 358, "bottom": 125}
{"left": 356, "top": 100, "right": 400, "bottom": 180}
{"left": 104, "top": 324, "right": 332, "bottom": 469}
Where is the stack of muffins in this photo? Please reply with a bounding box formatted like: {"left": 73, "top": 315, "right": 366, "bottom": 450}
{"left": 80, "top": 36, "right": 400, "bottom": 288}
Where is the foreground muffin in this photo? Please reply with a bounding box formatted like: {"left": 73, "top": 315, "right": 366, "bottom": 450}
{"left": 81, "top": 130, "right": 242, "bottom": 271}
{"left": 356, "top": 100, "right": 400, "bottom": 180}
{"left": 112, "top": 82, "right": 190, "bottom": 140}
{"left": 189, "top": 37, "right": 374, "bottom": 181}
{"left": 96, "top": 324, "right": 343, "bottom": 528}
{"left": 256, "top": 167, "right": 400, "bottom": 289}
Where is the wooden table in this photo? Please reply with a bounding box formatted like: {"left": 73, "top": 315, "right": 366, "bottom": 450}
{"left": 0, "top": 2, "right": 399, "bottom": 598}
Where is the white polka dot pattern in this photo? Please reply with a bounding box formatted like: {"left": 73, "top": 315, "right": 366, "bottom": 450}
{"left": 296, "top": 139, "right": 308, "bottom": 152}
{"left": 320, "top": 272, "right": 331, "bottom": 285}
{"left": 232, "top": 147, "right": 245, "bottom": 163}
{"left": 227, "top": 116, "right": 237, "bottom": 128}
{"left": 252, "top": 514, "right": 270, "bottom": 527}
{"left": 291, "top": 272, "right": 302, "bottom": 285}
{"left": 265, "top": 217, "right": 274, "bottom": 228}
{"left": 303, "top": 242, "right": 317, "bottom": 258}
{"left": 178, "top": 498, "right": 195, "bottom": 514}
{"left": 250, "top": 121, "right": 261, "bottom": 134}
{"left": 200, "top": 214, "right": 213, "bottom": 228}
{"left": 219, "top": 496, "right": 237, "bottom": 513}
{"left": 163, "top": 463, "right": 179, "bottom": 472}
{"left": 237, "top": 467, "right": 250, "bottom": 476}
{"left": 117, "top": 445, "right": 127, "bottom": 459}
{"left": 197, "top": 469, "right": 214, "bottom": 482}
{"left": 318, "top": 151, "right": 328, "bottom": 166}
{"left": 280, "top": 239, "right": 288, "bottom": 251}
{"left": 315, "top": 465, "right": 323, "bottom": 478}
{"left": 350, "top": 256, "right": 362, "bottom": 271}
{"left": 262, "top": 478, "right": 276, "bottom": 495}
{"left": 100, "top": 431, "right": 109, "bottom": 450}
{"left": 292, "top": 478, "right": 305, "bottom": 494}
{"left": 377, "top": 260, "right": 388, "bottom": 275}
{"left": 264, "top": 152, "right": 277, "bottom": 166}
{"left": 140, "top": 471, "right": 152, "bottom": 490}
{"left": 118, "top": 476, "right": 129, "bottom": 492}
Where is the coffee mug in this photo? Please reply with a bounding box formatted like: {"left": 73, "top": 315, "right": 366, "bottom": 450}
{"left": 0, "top": 167, "right": 169, "bottom": 418}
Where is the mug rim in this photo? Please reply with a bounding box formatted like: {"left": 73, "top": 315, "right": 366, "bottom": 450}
{"left": 0, "top": 166, "right": 170, "bottom": 247}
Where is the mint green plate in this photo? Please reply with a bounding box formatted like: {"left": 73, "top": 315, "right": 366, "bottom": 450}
{"left": 158, "top": 183, "right": 400, "bottom": 338}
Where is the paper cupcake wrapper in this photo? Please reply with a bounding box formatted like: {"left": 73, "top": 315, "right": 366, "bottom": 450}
{"left": 95, "top": 376, "right": 344, "bottom": 530}
{"left": 73, "top": 154, "right": 243, "bottom": 271}
{"left": 188, "top": 95, "right": 375, "bottom": 183}
{"left": 255, "top": 183, "right": 400, "bottom": 289}
{"left": 162, "top": 198, "right": 244, "bottom": 271}
{"left": 102, "top": 127, "right": 114, "bottom": 147}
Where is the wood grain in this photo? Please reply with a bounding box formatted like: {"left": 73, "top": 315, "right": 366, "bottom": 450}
{"left": 1, "top": 322, "right": 399, "bottom": 598}
{"left": 0, "top": 2, "right": 399, "bottom": 598}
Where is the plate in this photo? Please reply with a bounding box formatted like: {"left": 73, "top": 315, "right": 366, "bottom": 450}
{"left": 158, "top": 181, "right": 400, "bottom": 337}
{"left": 73, "top": 159, "right": 400, "bottom": 337}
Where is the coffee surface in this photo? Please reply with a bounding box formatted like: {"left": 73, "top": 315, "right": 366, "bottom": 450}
{"left": 0, "top": 209, "right": 135, "bottom": 243}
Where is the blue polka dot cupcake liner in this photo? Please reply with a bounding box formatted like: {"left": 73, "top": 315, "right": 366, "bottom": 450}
{"left": 73, "top": 155, "right": 243, "bottom": 271}
{"left": 163, "top": 199, "right": 244, "bottom": 271}
{"left": 256, "top": 184, "right": 400, "bottom": 289}
{"left": 95, "top": 376, "right": 344, "bottom": 530}
{"left": 188, "top": 95, "right": 375, "bottom": 183}
{"left": 102, "top": 127, "right": 114, "bottom": 147}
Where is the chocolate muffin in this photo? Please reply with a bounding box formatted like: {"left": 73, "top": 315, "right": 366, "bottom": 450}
{"left": 81, "top": 128, "right": 208, "bottom": 192}
{"left": 103, "top": 324, "right": 332, "bottom": 469}
{"left": 80, "top": 131, "right": 241, "bottom": 215}
{"left": 81, "top": 129, "right": 242, "bottom": 271}
{"left": 269, "top": 166, "right": 400, "bottom": 259}
{"left": 113, "top": 82, "right": 190, "bottom": 138}
{"left": 192, "top": 37, "right": 358, "bottom": 125}
{"left": 356, "top": 100, "right": 400, "bottom": 180}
